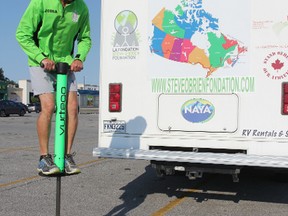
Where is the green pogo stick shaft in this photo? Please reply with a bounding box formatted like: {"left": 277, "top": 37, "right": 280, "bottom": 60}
{"left": 54, "top": 63, "right": 69, "bottom": 172}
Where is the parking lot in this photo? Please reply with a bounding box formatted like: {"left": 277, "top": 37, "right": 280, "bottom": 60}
{"left": 1, "top": 113, "right": 288, "bottom": 216}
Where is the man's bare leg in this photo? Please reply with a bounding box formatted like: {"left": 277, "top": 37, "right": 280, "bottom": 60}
{"left": 66, "top": 91, "right": 79, "bottom": 154}
{"left": 38, "top": 93, "right": 55, "bottom": 155}
{"left": 37, "top": 92, "right": 61, "bottom": 175}
{"left": 64, "top": 91, "right": 80, "bottom": 174}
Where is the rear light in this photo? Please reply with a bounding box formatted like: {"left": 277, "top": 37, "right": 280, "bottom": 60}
{"left": 109, "top": 83, "right": 122, "bottom": 112}
{"left": 282, "top": 82, "right": 288, "bottom": 114}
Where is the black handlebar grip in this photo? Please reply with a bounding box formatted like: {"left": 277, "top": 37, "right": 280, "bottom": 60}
{"left": 56, "top": 62, "right": 70, "bottom": 75}
{"left": 40, "top": 62, "right": 70, "bottom": 74}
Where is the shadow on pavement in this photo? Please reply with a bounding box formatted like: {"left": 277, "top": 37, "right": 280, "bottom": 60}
{"left": 104, "top": 166, "right": 288, "bottom": 215}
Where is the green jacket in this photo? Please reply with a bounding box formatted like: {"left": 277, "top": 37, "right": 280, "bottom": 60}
{"left": 16, "top": 0, "right": 92, "bottom": 66}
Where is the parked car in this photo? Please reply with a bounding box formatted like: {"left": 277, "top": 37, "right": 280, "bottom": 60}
{"left": 27, "top": 103, "right": 41, "bottom": 113}
{"left": 0, "top": 100, "right": 26, "bottom": 117}
{"left": 17, "top": 102, "right": 29, "bottom": 113}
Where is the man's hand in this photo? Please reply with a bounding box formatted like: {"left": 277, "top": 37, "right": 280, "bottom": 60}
{"left": 70, "top": 60, "right": 83, "bottom": 72}
{"left": 41, "top": 58, "right": 55, "bottom": 71}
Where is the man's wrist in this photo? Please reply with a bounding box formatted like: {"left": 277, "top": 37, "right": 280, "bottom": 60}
{"left": 74, "top": 54, "right": 83, "bottom": 62}
{"left": 36, "top": 54, "right": 47, "bottom": 65}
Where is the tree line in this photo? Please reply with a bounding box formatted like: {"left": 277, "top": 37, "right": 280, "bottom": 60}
{"left": 0, "top": 68, "right": 18, "bottom": 87}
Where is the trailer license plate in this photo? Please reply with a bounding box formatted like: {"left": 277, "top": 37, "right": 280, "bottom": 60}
{"left": 103, "top": 120, "right": 126, "bottom": 133}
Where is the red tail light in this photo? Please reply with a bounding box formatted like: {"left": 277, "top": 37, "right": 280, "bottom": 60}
{"left": 282, "top": 82, "right": 288, "bottom": 114}
{"left": 109, "top": 83, "right": 122, "bottom": 112}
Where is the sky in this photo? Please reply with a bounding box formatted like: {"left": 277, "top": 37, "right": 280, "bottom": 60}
{"left": 0, "top": 0, "right": 101, "bottom": 85}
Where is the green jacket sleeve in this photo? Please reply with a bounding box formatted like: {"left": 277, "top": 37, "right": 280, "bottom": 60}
{"left": 75, "top": 9, "right": 92, "bottom": 62}
{"left": 16, "top": 0, "right": 46, "bottom": 65}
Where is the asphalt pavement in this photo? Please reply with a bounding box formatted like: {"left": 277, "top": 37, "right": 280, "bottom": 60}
{"left": 0, "top": 112, "right": 107, "bottom": 216}
{"left": 2, "top": 112, "right": 288, "bottom": 216}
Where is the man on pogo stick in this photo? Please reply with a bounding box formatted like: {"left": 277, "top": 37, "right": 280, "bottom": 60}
{"left": 16, "top": 0, "right": 92, "bottom": 175}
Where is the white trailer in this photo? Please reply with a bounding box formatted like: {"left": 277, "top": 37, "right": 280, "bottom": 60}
{"left": 94, "top": 0, "right": 288, "bottom": 181}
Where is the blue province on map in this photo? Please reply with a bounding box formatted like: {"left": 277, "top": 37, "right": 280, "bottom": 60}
{"left": 150, "top": 0, "right": 247, "bottom": 77}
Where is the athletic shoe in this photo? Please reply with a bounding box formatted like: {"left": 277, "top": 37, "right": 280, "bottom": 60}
{"left": 37, "top": 154, "right": 61, "bottom": 175}
{"left": 65, "top": 153, "right": 81, "bottom": 175}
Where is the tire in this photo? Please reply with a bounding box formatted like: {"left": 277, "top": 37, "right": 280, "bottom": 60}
{"left": 19, "top": 109, "right": 25, "bottom": 116}
{"left": 0, "top": 110, "right": 6, "bottom": 117}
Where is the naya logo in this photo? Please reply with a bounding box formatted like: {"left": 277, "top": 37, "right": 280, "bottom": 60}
{"left": 263, "top": 51, "right": 288, "bottom": 80}
{"left": 112, "top": 10, "right": 140, "bottom": 61}
{"left": 181, "top": 99, "right": 215, "bottom": 123}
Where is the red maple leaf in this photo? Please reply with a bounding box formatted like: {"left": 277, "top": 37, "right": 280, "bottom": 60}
{"left": 271, "top": 59, "right": 284, "bottom": 71}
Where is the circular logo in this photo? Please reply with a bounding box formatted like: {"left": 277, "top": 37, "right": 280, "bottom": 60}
{"left": 263, "top": 51, "right": 288, "bottom": 80}
{"left": 114, "top": 10, "right": 138, "bottom": 36}
{"left": 181, "top": 98, "right": 215, "bottom": 123}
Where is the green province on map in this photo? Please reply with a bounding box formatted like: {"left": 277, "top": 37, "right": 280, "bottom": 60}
{"left": 150, "top": 0, "right": 247, "bottom": 77}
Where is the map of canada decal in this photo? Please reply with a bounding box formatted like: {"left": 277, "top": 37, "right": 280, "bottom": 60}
{"left": 150, "top": 0, "right": 247, "bottom": 77}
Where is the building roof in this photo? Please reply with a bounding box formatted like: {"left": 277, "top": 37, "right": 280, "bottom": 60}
{"left": 78, "top": 89, "right": 99, "bottom": 96}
